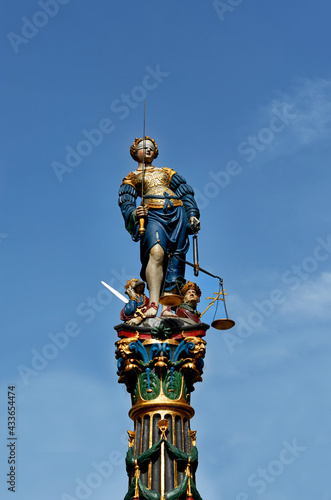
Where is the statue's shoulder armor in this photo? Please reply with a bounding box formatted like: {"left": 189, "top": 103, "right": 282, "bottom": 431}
{"left": 160, "top": 167, "right": 177, "bottom": 181}
{"left": 121, "top": 171, "right": 138, "bottom": 189}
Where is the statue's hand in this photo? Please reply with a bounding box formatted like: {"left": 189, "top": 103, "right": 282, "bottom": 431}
{"left": 126, "top": 287, "right": 136, "bottom": 300}
{"left": 127, "top": 317, "right": 142, "bottom": 326}
{"left": 135, "top": 205, "right": 148, "bottom": 218}
{"left": 190, "top": 217, "right": 200, "bottom": 233}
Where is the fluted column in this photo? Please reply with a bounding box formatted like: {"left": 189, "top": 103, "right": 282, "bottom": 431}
{"left": 115, "top": 320, "right": 208, "bottom": 500}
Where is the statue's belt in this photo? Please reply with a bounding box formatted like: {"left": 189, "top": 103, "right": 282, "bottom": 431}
{"left": 144, "top": 193, "right": 183, "bottom": 210}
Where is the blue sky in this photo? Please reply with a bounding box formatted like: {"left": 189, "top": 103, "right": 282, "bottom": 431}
{"left": 1, "top": 1, "right": 331, "bottom": 499}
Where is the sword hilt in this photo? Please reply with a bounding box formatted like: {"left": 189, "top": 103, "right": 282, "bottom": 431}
{"left": 138, "top": 199, "right": 147, "bottom": 236}
{"left": 138, "top": 217, "right": 146, "bottom": 236}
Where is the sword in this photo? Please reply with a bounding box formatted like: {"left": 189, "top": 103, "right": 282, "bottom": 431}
{"left": 101, "top": 281, "right": 129, "bottom": 303}
{"left": 138, "top": 100, "right": 147, "bottom": 236}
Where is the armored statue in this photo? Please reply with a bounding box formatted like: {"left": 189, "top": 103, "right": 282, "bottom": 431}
{"left": 118, "top": 137, "right": 200, "bottom": 318}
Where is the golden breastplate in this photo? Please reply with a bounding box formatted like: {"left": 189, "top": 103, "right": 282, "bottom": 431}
{"left": 123, "top": 167, "right": 182, "bottom": 209}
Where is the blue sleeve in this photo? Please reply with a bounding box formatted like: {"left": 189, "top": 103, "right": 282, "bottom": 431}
{"left": 118, "top": 184, "right": 140, "bottom": 241}
{"left": 124, "top": 299, "right": 138, "bottom": 316}
{"left": 170, "top": 173, "right": 200, "bottom": 220}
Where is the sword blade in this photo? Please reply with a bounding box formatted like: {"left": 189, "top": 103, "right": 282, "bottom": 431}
{"left": 142, "top": 100, "right": 146, "bottom": 201}
{"left": 101, "top": 281, "right": 129, "bottom": 303}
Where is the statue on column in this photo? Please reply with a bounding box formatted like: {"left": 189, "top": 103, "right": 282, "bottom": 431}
{"left": 118, "top": 137, "right": 200, "bottom": 318}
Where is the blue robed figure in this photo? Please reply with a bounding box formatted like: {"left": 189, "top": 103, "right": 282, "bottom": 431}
{"left": 118, "top": 136, "right": 200, "bottom": 318}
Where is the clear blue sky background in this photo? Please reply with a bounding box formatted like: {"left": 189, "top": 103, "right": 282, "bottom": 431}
{"left": 1, "top": 1, "right": 331, "bottom": 499}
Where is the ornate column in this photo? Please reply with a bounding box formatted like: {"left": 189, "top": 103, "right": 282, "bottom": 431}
{"left": 115, "top": 319, "right": 208, "bottom": 500}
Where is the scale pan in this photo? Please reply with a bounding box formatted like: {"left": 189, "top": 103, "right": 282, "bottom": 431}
{"left": 211, "top": 318, "right": 235, "bottom": 330}
{"left": 159, "top": 294, "right": 183, "bottom": 307}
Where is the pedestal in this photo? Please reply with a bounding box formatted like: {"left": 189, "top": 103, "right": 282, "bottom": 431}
{"left": 114, "top": 318, "right": 208, "bottom": 500}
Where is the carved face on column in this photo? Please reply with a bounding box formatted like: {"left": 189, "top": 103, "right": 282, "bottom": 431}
{"left": 185, "top": 337, "right": 206, "bottom": 358}
{"left": 116, "top": 334, "right": 139, "bottom": 359}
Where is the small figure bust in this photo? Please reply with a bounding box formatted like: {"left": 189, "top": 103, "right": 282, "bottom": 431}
{"left": 176, "top": 281, "right": 201, "bottom": 324}
{"left": 118, "top": 137, "right": 200, "bottom": 318}
{"left": 120, "top": 279, "right": 149, "bottom": 326}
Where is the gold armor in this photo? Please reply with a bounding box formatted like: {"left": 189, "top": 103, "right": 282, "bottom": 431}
{"left": 121, "top": 167, "right": 183, "bottom": 209}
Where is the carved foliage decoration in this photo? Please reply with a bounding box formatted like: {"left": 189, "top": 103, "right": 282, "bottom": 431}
{"left": 116, "top": 334, "right": 206, "bottom": 404}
